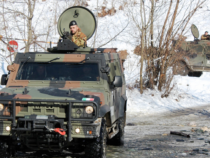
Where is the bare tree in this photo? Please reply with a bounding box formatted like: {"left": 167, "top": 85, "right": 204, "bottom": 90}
{"left": 25, "top": 0, "right": 36, "bottom": 52}
{"left": 125, "top": 0, "right": 206, "bottom": 94}
{"left": 157, "top": 0, "right": 205, "bottom": 92}
{"left": 139, "top": 0, "right": 146, "bottom": 94}
{"left": 0, "top": 0, "right": 37, "bottom": 52}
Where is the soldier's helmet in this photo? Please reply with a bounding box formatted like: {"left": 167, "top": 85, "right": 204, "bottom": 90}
{"left": 69, "top": 20, "right": 77, "bottom": 27}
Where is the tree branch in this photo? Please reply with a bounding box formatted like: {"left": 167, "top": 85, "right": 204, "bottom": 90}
{"left": 98, "top": 22, "right": 129, "bottom": 48}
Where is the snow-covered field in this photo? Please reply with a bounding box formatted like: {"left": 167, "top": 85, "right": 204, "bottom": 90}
{"left": 127, "top": 72, "right": 210, "bottom": 116}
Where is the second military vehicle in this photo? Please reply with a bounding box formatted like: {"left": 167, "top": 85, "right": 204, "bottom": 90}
{"left": 175, "top": 24, "right": 210, "bottom": 77}
{"left": 0, "top": 6, "right": 127, "bottom": 158}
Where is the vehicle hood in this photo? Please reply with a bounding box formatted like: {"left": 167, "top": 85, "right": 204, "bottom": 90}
{"left": 0, "top": 87, "right": 106, "bottom": 106}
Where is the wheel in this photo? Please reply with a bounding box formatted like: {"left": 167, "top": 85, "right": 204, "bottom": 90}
{"left": 85, "top": 118, "right": 107, "bottom": 158}
{"left": 174, "top": 61, "right": 189, "bottom": 76}
{"left": 188, "top": 71, "right": 203, "bottom": 77}
{"left": 0, "top": 141, "right": 10, "bottom": 158}
{"left": 108, "top": 114, "right": 125, "bottom": 145}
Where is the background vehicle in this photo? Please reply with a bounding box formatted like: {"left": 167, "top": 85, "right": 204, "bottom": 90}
{"left": 0, "top": 6, "right": 127, "bottom": 158}
{"left": 175, "top": 24, "right": 210, "bottom": 77}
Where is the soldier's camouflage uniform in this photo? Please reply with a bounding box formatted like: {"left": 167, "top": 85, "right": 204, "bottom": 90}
{"left": 201, "top": 34, "right": 210, "bottom": 40}
{"left": 71, "top": 28, "right": 87, "bottom": 47}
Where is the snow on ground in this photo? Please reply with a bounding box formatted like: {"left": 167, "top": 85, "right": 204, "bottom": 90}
{"left": 0, "top": 57, "right": 8, "bottom": 89}
{"left": 127, "top": 72, "right": 210, "bottom": 117}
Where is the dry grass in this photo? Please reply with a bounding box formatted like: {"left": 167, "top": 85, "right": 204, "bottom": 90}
{"left": 74, "top": 0, "right": 88, "bottom": 7}
{"left": 134, "top": 45, "right": 141, "bottom": 55}
{"left": 118, "top": 50, "right": 128, "bottom": 59}
{"left": 98, "top": 6, "right": 116, "bottom": 17}
{"left": 119, "top": 5, "right": 124, "bottom": 10}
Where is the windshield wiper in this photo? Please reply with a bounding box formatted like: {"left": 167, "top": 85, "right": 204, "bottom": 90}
{"left": 78, "top": 57, "right": 90, "bottom": 64}
{"left": 48, "top": 57, "right": 60, "bottom": 63}
{"left": 19, "top": 56, "right": 31, "bottom": 71}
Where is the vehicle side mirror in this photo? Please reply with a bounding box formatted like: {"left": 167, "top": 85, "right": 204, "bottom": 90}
{"left": 100, "top": 65, "right": 110, "bottom": 73}
{"left": 113, "top": 76, "right": 122, "bottom": 87}
{"left": 1, "top": 74, "right": 8, "bottom": 85}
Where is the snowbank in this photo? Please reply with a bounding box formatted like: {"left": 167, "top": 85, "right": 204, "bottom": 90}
{"left": 127, "top": 73, "right": 210, "bottom": 116}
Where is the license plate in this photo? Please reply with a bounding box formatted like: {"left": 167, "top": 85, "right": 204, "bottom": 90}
{"left": 36, "top": 115, "right": 48, "bottom": 119}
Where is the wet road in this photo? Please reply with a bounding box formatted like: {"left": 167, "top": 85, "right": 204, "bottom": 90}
{"left": 15, "top": 104, "right": 210, "bottom": 158}
{"left": 105, "top": 104, "right": 210, "bottom": 158}
{"left": 107, "top": 126, "right": 210, "bottom": 158}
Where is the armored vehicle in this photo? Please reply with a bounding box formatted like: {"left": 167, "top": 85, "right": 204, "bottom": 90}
{"left": 0, "top": 6, "right": 127, "bottom": 158}
{"left": 175, "top": 24, "right": 210, "bottom": 77}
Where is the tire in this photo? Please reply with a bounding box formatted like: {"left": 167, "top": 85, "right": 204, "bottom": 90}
{"left": 174, "top": 61, "right": 189, "bottom": 76}
{"left": 0, "top": 141, "right": 10, "bottom": 158}
{"left": 85, "top": 118, "right": 107, "bottom": 158}
{"left": 108, "top": 115, "right": 125, "bottom": 145}
{"left": 188, "top": 71, "right": 203, "bottom": 77}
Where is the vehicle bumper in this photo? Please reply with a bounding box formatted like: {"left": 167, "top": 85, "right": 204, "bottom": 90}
{"left": 0, "top": 99, "right": 100, "bottom": 141}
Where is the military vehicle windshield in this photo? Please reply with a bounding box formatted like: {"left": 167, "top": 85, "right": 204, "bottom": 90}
{"left": 15, "top": 62, "right": 100, "bottom": 81}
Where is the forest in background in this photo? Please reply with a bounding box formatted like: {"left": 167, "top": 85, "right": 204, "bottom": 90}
{"left": 0, "top": 0, "right": 209, "bottom": 95}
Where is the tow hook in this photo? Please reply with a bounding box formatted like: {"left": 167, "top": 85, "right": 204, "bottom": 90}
{"left": 45, "top": 126, "right": 66, "bottom": 136}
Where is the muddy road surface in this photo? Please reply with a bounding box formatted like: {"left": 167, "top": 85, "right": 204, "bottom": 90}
{"left": 14, "top": 104, "right": 210, "bottom": 158}
{"left": 109, "top": 104, "right": 210, "bottom": 158}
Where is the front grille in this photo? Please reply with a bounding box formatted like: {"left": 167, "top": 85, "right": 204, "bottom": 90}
{"left": 16, "top": 102, "right": 67, "bottom": 118}
{"left": 21, "top": 107, "right": 28, "bottom": 112}
{"left": 46, "top": 109, "right": 54, "bottom": 113}
{"left": 59, "top": 107, "right": 65, "bottom": 113}
{"left": 33, "top": 109, "right": 41, "bottom": 113}
{"left": 0, "top": 100, "right": 98, "bottom": 121}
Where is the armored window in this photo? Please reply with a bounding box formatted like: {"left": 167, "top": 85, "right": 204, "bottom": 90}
{"left": 16, "top": 62, "right": 100, "bottom": 81}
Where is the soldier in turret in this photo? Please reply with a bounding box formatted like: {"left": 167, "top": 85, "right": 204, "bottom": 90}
{"left": 201, "top": 31, "right": 210, "bottom": 40}
{"left": 69, "top": 20, "right": 87, "bottom": 47}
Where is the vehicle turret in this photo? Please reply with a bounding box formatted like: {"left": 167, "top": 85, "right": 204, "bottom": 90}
{"left": 48, "top": 6, "right": 97, "bottom": 52}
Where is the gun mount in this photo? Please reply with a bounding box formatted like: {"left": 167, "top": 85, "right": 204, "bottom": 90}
{"left": 48, "top": 6, "right": 97, "bottom": 53}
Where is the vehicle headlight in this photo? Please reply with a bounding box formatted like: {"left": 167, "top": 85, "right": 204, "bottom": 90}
{"left": 85, "top": 106, "right": 94, "bottom": 114}
{"left": 0, "top": 104, "right": 4, "bottom": 111}
{"left": 6, "top": 126, "right": 11, "bottom": 131}
{"left": 75, "top": 128, "right": 80, "bottom": 134}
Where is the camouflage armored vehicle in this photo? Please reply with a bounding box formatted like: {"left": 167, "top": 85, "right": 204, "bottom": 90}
{"left": 0, "top": 6, "right": 127, "bottom": 158}
{"left": 175, "top": 24, "right": 210, "bottom": 77}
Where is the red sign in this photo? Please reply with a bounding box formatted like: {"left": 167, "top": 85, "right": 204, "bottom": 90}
{"left": 7, "top": 40, "right": 18, "bottom": 52}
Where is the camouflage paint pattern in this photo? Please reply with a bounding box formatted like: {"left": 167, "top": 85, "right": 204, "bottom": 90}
{"left": 179, "top": 24, "right": 210, "bottom": 72}
{"left": 0, "top": 50, "right": 127, "bottom": 138}
{"left": 181, "top": 40, "right": 210, "bottom": 71}
{"left": 71, "top": 30, "right": 87, "bottom": 47}
{"left": 0, "top": 6, "right": 127, "bottom": 153}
